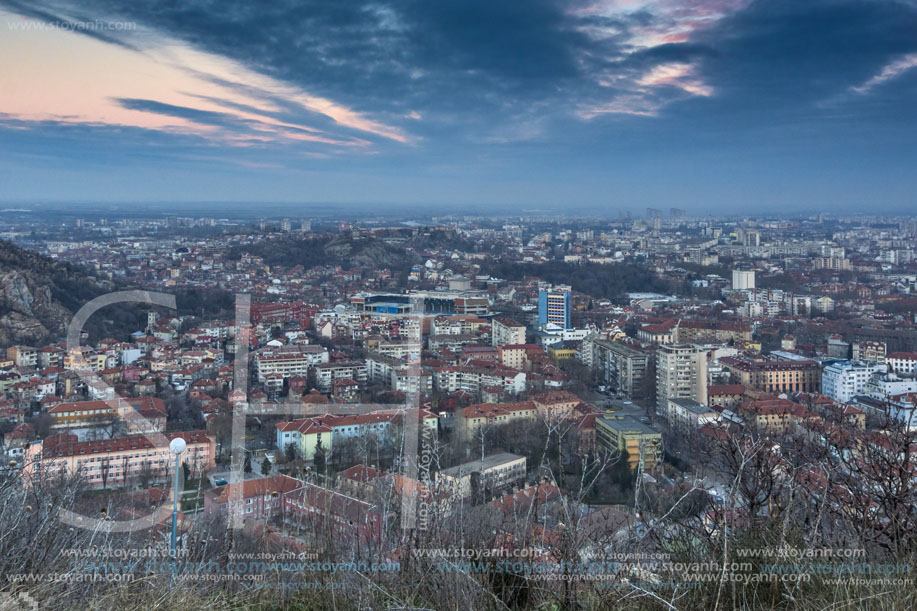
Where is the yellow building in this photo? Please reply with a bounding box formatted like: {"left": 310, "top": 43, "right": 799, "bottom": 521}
{"left": 532, "top": 390, "right": 581, "bottom": 420}
{"left": 547, "top": 345, "right": 577, "bottom": 363}
{"left": 457, "top": 401, "right": 537, "bottom": 442}
{"left": 721, "top": 356, "right": 821, "bottom": 394}
{"left": 595, "top": 415, "right": 662, "bottom": 472}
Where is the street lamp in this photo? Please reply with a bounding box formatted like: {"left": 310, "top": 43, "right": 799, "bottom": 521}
{"left": 169, "top": 437, "right": 186, "bottom": 554}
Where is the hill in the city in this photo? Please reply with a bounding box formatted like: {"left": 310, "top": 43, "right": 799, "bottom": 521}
{"left": 0, "top": 238, "right": 120, "bottom": 347}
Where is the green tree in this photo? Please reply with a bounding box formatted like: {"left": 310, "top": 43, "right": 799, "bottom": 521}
{"left": 609, "top": 447, "right": 634, "bottom": 491}
{"left": 243, "top": 452, "right": 252, "bottom": 474}
{"left": 313, "top": 437, "right": 326, "bottom": 475}
{"left": 260, "top": 456, "right": 272, "bottom": 476}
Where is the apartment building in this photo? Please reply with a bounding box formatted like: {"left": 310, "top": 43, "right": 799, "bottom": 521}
{"left": 314, "top": 362, "right": 367, "bottom": 392}
{"left": 732, "top": 269, "right": 755, "bottom": 290}
{"left": 721, "top": 356, "right": 821, "bottom": 395}
{"left": 276, "top": 410, "right": 438, "bottom": 459}
{"left": 852, "top": 341, "right": 887, "bottom": 364}
{"left": 822, "top": 361, "right": 887, "bottom": 403}
{"left": 275, "top": 419, "right": 332, "bottom": 461}
{"left": 491, "top": 317, "right": 527, "bottom": 347}
{"left": 456, "top": 401, "right": 538, "bottom": 442}
{"left": 595, "top": 416, "right": 662, "bottom": 472}
{"left": 364, "top": 338, "right": 422, "bottom": 359}
{"left": 673, "top": 321, "right": 752, "bottom": 344}
{"left": 428, "top": 334, "right": 479, "bottom": 352}
{"left": 707, "top": 384, "right": 746, "bottom": 408}
{"left": 63, "top": 346, "right": 106, "bottom": 371}
{"left": 22, "top": 430, "right": 215, "bottom": 487}
{"left": 497, "top": 344, "right": 541, "bottom": 371}
{"left": 47, "top": 397, "right": 167, "bottom": 433}
{"left": 667, "top": 398, "right": 719, "bottom": 429}
{"left": 594, "top": 339, "right": 650, "bottom": 398}
{"left": 638, "top": 322, "right": 675, "bottom": 345}
{"left": 738, "top": 397, "right": 814, "bottom": 434}
{"left": 532, "top": 390, "right": 581, "bottom": 420}
{"left": 433, "top": 364, "right": 526, "bottom": 395}
{"left": 887, "top": 352, "right": 917, "bottom": 375}
{"left": 365, "top": 351, "right": 431, "bottom": 393}
{"left": 656, "top": 344, "right": 707, "bottom": 415}
{"left": 38, "top": 345, "right": 64, "bottom": 369}
{"left": 255, "top": 345, "right": 329, "bottom": 382}
{"left": 203, "top": 474, "right": 303, "bottom": 520}
{"left": 6, "top": 346, "right": 38, "bottom": 369}
{"left": 864, "top": 373, "right": 917, "bottom": 402}
{"left": 282, "top": 481, "right": 383, "bottom": 546}
{"left": 431, "top": 315, "right": 487, "bottom": 337}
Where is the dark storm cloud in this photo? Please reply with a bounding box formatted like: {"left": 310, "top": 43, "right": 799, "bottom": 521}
{"left": 687, "top": 0, "right": 917, "bottom": 116}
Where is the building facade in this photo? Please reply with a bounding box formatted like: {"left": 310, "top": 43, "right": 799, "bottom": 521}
{"left": 656, "top": 344, "right": 707, "bottom": 415}
{"left": 538, "top": 286, "right": 572, "bottom": 329}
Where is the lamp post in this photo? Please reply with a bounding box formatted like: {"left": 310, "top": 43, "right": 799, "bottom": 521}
{"left": 169, "top": 437, "right": 186, "bottom": 554}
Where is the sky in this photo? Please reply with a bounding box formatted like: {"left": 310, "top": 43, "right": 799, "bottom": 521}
{"left": 0, "top": 0, "right": 916, "bottom": 213}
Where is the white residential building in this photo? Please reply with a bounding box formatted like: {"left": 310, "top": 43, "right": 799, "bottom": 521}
{"left": 656, "top": 344, "right": 707, "bottom": 416}
{"left": 888, "top": 352, "right": 917, "bottom": 375}
{"left": 822, "top": 361, "right": 887, "bottom": 403}
{"left": 865, "top": 373, "right": 917, "bottom": 402}
{"left": 491, "top": 317, "right": 527, "bottom": 347}
{"left": 255, "top": 345, "right": 329, "bottom": 382}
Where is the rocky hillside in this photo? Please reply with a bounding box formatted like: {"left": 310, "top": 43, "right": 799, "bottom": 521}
{"left": 0, "top": 239, "right": 116, "bottom": 347}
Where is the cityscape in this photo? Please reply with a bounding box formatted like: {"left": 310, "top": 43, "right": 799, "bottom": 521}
{"left": 2, "top": 1, "right": 917, "bottom": 610}
{"left": 1, "top": 208, "right": 916, "bottom": 609}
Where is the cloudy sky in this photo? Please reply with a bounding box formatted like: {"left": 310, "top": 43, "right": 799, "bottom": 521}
{"left": 1, "top": 0, "right": 915, "bottom": 212}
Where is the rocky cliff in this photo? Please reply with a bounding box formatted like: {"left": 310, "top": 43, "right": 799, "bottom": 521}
{"left": 0, "top": 240, "right": 113, "bottom": 347}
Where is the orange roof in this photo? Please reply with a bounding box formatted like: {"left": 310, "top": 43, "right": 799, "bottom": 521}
{"left": 460, "top": 401, "right": 537, "bottom": 419}
{"left": 40, "top": 430, "right": 211, "bottom": 459}
{"left": 338, "top": 464, "right": 382, "bottom": 483}
{"left": 48, "top": 397, "right": 165, "bottom": 415}
{"left": 207, "top": 474, "right": 303, "bottom": 504}
{"left": 708, "top": 384, "right": 746, "bottom": 395}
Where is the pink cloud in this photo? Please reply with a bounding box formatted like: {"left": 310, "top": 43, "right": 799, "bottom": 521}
{"left": 0, "top": 9, "right": 408, "bottom": 150}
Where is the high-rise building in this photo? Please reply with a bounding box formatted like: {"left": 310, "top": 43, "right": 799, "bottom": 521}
{"left": 656, "top": 344, "right": 707, "bottom": 418}
{"left": 281, "top": 218, "right": 292, "bottom": 231}
{"left": 732, "top": 269, "right": 756, "bottom": 290}
{"left": 301, "top": 219, "right": 312, "bottom": 232}
{"left": 538, "top": 285, "right": 572, "bottom": 329}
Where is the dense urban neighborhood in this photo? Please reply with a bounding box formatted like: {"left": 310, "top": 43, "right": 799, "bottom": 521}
{"left": 1, "top": 209, "right": 916, "bottom": 608}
